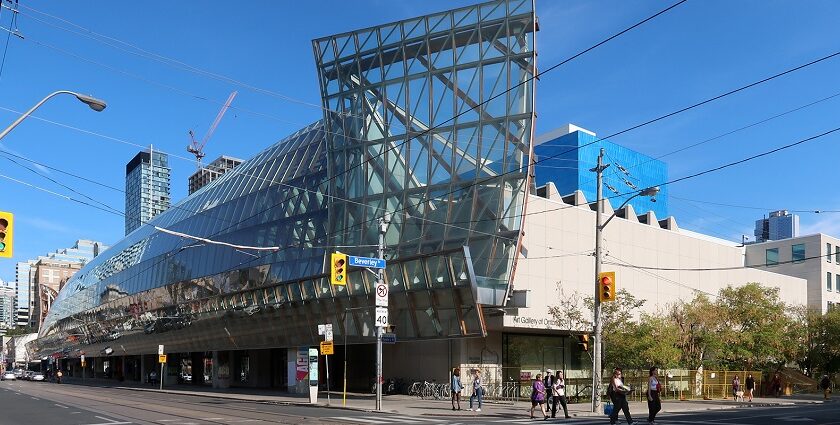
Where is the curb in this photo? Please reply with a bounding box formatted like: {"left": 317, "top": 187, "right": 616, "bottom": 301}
{"left": 58, "top": 381, "right": 828, "bottom": 419}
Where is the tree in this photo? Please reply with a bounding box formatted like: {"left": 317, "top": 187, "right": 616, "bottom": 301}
{"left": 5, "top": 326, "right": 34, "bottom": 337}
{"left": 713, "top": 283, "right": 798, "bottom": 370}
{"left": 547, "top": 282, "right": 591, "bottom": 336}
{"left": 587, "top": 289, "right": 646, "bottom": 370}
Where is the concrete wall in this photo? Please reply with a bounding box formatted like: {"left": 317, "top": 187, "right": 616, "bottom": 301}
{"left": 507, "top": 192, "right": 808, "bottom": 330}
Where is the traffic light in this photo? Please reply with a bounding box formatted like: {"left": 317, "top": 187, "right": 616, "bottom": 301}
{"left": 577, "top": 334, "right": 589, "bottom": 351}
{"left": 330, "top": 252, "right": 347, "bottom": 285}
{"left": 599, "top": 271, "right": 616, "bottom": 302}
{"left": 0, "top": 211, "right": 13, "bottom": 258}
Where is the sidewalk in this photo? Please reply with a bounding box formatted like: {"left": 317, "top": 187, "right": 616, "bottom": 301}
{"left": 59, "top": 377, "right": 827, "bottom": 419}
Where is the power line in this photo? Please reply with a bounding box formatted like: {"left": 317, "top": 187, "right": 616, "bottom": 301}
{"left": 605, "top": 249, "right": 839, "bottom": 272}
{"left": 670, "top": 195, "right": 840, "bottom": 214}
{"left": 0, "top": 3, "right": 691, "bottom": 255}
{"left": 574, "top": 89, "right": 840, "bottom": 189}
{"left": 606, "top": 253, "right": 719, "bottom": 298}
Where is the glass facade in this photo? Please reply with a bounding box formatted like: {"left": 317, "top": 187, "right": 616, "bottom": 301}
{"left": 534, "top": 130, "right": 669, "bottom": 218}
{"left": 37, "top": 0, "right": 537, "bottom": 357}
{"left": 125, "top": 150, "right": 172, "bottom": 235}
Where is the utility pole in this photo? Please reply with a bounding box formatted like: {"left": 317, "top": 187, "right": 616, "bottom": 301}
{"left": 375, "top": 212, "right": 390, "bottom": 411}
{"left": 590, "top": 148, "right": 609, "bottom": 413}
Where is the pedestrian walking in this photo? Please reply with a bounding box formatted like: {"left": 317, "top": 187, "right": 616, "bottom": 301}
{"left": 469, "top": 369, "right": 483, "bottom": 412}
{"left": 56, "top": 369, "right": 62, "bottom": 384}
{"left": 544, "top": 369, "right": 555, "bottom": 412}
{"left": 745, "top": 373, "right": 755, "bottom": 402}
{"left": 732, "top": 375, "right": 741, "bottom": 399}
{"left": 451, "top": 367, "right": 463, "bottom": 411}
{"left": 608, "top": 367, "right": 634, "bottom": 425}
{"left": 770, "top": 373, "right": 782, "bottom": 397}
{"left": 530, "top": 373, "right": 549, "bottom": 420}
{"left": 821, "top": 375, "right": 832, "bottom": 400}
{"left": 647, "top": 367, "right": 662, "bottom": 424}
{"left": 551, "top": 370, "right": 571, "bottom": 419}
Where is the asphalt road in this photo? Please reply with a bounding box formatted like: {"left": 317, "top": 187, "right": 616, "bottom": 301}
{"left": 2, "top": 379, "right": 839, "bottom": 425}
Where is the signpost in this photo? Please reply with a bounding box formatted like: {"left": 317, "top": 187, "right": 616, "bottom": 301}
{"left": 318, "top": 323, "right": 334, "bottom": 405}
{"left": 158, "top": 345, "right": 165, "bottom": 390}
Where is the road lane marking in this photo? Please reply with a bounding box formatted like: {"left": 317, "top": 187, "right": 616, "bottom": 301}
{"left": 328, "top": 418, "right": 389, "bottom": 424}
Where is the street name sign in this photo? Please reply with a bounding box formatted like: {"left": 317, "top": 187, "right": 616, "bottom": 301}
{"left": 382, "top": 333, "right": 397, "bottom": 344}
{"left": 348, "top": 256, "right": 386, "bottom": 269}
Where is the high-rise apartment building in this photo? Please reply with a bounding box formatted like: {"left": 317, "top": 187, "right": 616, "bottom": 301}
{"left": 125, "top": 150, "right": 171, "bottom": 235}
{"left": 188, "top": 155, "right": 243, "bottom": 195}
{"left": 0, "top": 283, "right": 16, "bottom": 332}
{"left": 14, "top": 262, "right": 32, "bottom": 327}
{"left": 754, "top": 210, "right": 799, "bottom": 243}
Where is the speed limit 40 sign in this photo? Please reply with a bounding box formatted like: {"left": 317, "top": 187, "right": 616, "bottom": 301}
{"left": 375, "top": 306, "right": 388, "bottom": 328}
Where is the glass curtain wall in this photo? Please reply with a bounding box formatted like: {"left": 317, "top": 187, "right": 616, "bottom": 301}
{"left": 314, "top": 0, "right": 537, "bottom": 301}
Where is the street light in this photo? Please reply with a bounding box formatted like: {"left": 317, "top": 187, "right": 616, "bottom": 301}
{"left": 0, "top": 90, "right": 107, "bottom": 141}
{"left": 590, "top": 147, "right": 659, "bottom": 413}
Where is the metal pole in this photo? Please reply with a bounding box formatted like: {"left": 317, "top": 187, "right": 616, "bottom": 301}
{"left": 0, "top": 91, "right": 106, "bottom": 141}
{"left": 326, "top": 353, "right": 331, "bottom": 406}
{"left": 343, "top": 312, "right": 348, "bottom": 407}
{"left": 375, "top": 214, "right": 388, "bottom": 411}
{"left": 592, "top": 148, "right": 607, "bottom": 413}
{"left": 160, "top": 361, "right": 164, "bottom": 390}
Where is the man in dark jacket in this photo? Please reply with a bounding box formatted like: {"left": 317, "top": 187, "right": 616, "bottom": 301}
{"left": 821, "top": 375, "right": 832, "bottom": 400}
{"left": 544, "top": 370, "right": 555, "bottom": 409}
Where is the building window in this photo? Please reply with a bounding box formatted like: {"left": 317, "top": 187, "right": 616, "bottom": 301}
{"left": 766, "top": 248, "right": 779, "bottom": 266}
{"left": 829, "top": 243, "right": 834, "bottom": 263}
{"left": 836, "top": 246, "right": 839, "bottom": 264}
{"left": 829, "top": 272, "right": 833, "bottom": 292}
{"left": 792, "top": 244, "right": 806, "bottom": 263}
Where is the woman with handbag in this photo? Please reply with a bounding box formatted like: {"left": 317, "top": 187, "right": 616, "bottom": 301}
{"left": 608, "top": 367, "right": 634, "bottom": 425}
{"left": 647, "top": 367, "right": 662, "bottom": 424}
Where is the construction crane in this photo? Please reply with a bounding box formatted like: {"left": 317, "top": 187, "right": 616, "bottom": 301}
{"left": 187, "top": 91, "right": 238, "bottom": 168}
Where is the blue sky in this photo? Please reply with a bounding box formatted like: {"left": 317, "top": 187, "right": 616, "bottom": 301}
{"left": 1, "top": 0, "right": 839, "bottom": 281}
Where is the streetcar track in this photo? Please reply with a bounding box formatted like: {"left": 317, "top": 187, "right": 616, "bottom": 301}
{"left": 1, "top": 381, "right": 331, "bottom": 425}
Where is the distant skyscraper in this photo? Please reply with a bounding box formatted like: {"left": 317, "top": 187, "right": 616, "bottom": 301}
{"left": 534, "top": 124, "right": 669, "bottom": 218}
{"left": 188, "top": 155, "right": 243, "bottom": 195}
{"left": 0, "top": 282, "right": 15, "bottom": 331}
{"left": 125, "top": 150, "right": 171, "bottom": 235}
{"left": 15, "top": 240, "right": 107, "bottom": 329}
{"left": 754, "top": 210, "right": 800, "bottom": 243}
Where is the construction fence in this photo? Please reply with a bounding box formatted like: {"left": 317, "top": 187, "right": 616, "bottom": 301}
{"left": 471, "top": 367, "right": 816, "bottom": 405}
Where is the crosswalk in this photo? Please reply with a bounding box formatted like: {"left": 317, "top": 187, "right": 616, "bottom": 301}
{"left": 326, "top": 415, "right": 610, "bottom": 424}
{"left": 326, "top": 416, "right": 444, "bottom": 424}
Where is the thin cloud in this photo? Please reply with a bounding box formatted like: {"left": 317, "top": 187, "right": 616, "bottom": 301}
{"left": 0, "top": 145, "right": 51, "bottom": 175}
{"left": 801, "top": 216, "right": 840, "bottom": 238}
{"left": 18, "top": 216, "right": 74, "bottom": 234}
